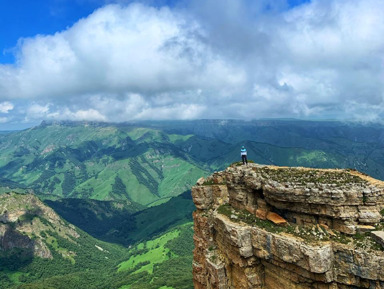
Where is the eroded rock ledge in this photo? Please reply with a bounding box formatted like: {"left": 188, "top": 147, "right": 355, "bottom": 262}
{"left": 192, "top": 164, "right": 384, "bottom": 289}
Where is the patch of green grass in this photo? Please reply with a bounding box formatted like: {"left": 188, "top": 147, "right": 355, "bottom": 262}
{"left": 218, "top": 204, "right": 284, "bottom": 233}
{"left": 217, "top": 204, "right": 232, "bottom": 216}
{"left": 202, "top": 179, "right": 215, "bottom": 185}
{"left": 46, "top": 235, "right": 76, "bottom": 264}
{"left": 296, "top": 151, "right": 330, "bottom": 163}
{"left": 350, "top": 232, "right": 384, "bottom": 251}
{"left": 168, "top": 134, "right": 193, "bottom": 143}
{"left": 8, "top": 271, "right": 25, "bottom": 284}
{"left": 126, "top": 128, "right": 162, "bottom": 142}
{"left": 118, "top": 230, "right": 180, "bottom": 274}
{"left": 148, "top": 197, "right": 172, "bottom": 207}
{"left": 255, "top": 167, "right": 367, "bottom": 187}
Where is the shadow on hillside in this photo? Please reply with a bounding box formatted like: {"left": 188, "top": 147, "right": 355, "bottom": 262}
{"left": 45, "top": 191, "right": 195, "bottom": 246}
{"left": 0, "top": 218, "right": 37, "bottom": 272}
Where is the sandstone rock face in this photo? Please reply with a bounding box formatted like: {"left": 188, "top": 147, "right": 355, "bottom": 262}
{"left": 192, "top": 164, "right": 384, "bottom": 289}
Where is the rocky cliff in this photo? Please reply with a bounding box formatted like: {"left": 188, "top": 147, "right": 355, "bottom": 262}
{"left": 0, "top": 192, "right": 79, "bottom": 259}
{"left": 192, "top": 164, "right": 384, "bottom": 289}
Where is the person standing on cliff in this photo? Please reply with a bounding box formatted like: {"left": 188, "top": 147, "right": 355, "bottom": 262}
{"left": 241, "top": 146, "right": 248, "bottom": 165}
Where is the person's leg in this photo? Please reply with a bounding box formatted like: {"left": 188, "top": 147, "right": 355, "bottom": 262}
{"left": 242, "top": 155, "right": 246, "bottom": 164}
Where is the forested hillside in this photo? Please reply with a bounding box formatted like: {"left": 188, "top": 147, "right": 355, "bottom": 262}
{"left": 45, "top": 190, "right": 194, "bottom": 245}
{"left": 0, "top": 191, "right": 194, "bottom": 289}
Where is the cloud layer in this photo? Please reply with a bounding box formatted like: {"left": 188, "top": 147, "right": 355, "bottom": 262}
{"left": 1, "top": 0, "right": 384, "bottom": 127}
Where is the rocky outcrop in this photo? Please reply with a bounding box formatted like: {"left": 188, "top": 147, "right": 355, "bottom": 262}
{"left": 192, "top": 164, "right": 384, "bottom": 288}
{"left": 0, "top": 192, "right": 80, "bottom": 259}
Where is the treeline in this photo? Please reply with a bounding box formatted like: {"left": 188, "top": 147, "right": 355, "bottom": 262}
{"left": 129, "top": 158, "right": 160, "bottom": 197}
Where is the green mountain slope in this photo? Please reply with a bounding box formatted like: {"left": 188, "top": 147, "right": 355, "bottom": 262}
{"left": 117, "top": 223, "right": 194, "bottom": 289}
{"left": 0, "top": 191, "right": 194, "bottom": 289}
{"left": 0, "top": 192, "right": 129, "bottom": 288}
{"left": 0, "top": 121, "right": 208, "bottom": 206}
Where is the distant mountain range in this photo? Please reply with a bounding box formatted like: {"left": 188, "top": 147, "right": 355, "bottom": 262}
{"left": 0, "top": 121, "right": 208, "bottom": 206}
{"left": 1, "top": 120, "right": 384, "bottom": 206}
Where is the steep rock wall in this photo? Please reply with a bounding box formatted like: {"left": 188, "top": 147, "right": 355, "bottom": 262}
{"left": 192, "top": 164, "right": 384, "bottom": 289}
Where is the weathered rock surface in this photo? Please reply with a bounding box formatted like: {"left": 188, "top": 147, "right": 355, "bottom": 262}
{"left": 0, "top": 192, "right": 80, "bottom": 259}
{"left": 371, "top": 231, "right": 384, "bottom": 248}
{"left": 192, "top": 164, "right": 384, "bottom": 288}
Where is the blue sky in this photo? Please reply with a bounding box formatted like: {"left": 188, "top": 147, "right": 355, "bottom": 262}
{"left": 0, "top": 0, "right": 383, "bottom": 129}
{"left": 0, "top": 0, "right": 308, "bottom": 64}
{"left": 0, "top": 1, "right": 100, "bottom": 63}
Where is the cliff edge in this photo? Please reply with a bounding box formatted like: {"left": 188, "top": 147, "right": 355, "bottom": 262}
{"left": 192, "top": 163, "right": 384, "bottom": 289}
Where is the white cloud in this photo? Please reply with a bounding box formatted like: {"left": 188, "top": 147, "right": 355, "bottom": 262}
{"left": 0, "top": 101, "right": 14, "bottom": 113}
{"left": 344, "top": 100, "right": 384, "bottom": 123}
{"left": 24, "top": 103, "right": 107, "bottom": 122}
{"left": 24, "top": 103, "right": 51, "bottom": 122}
{"left": 1, "top": 0, "right": 384, "bottom": 125}
{"left": 27, "top": 103, "right": 50, "bottom": 114}
{"left": 89, "top": 92, "right": 205, "bottom": 121}
{"left": 48, "top": 108, "right": 107, "bottom": 121}
{"left": 2, "top": 3, "right": 243, "bottom": 100}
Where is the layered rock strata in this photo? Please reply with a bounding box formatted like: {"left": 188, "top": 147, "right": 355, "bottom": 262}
{"left": 192, "top": 164, "right": 384, "bottom": 288}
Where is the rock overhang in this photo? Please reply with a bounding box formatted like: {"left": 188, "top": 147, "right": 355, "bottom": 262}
{"left": 196, "top": 164, "right": 384, "bottom": 234}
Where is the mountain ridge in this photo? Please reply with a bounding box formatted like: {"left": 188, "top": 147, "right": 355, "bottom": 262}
{"left": 0, "top": 121, "right": 208, "bottom": 205}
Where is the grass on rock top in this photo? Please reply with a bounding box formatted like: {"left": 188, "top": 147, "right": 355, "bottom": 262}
{"left": 253, "top": 167, "right": 368, "bottom": 187}
{"left": 217, "top": 204, "right": 384, "bottom": 251}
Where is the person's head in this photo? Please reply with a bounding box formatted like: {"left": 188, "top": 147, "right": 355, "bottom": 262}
{"left": 242, "top": 146, "right": 245, "bottom": 149}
